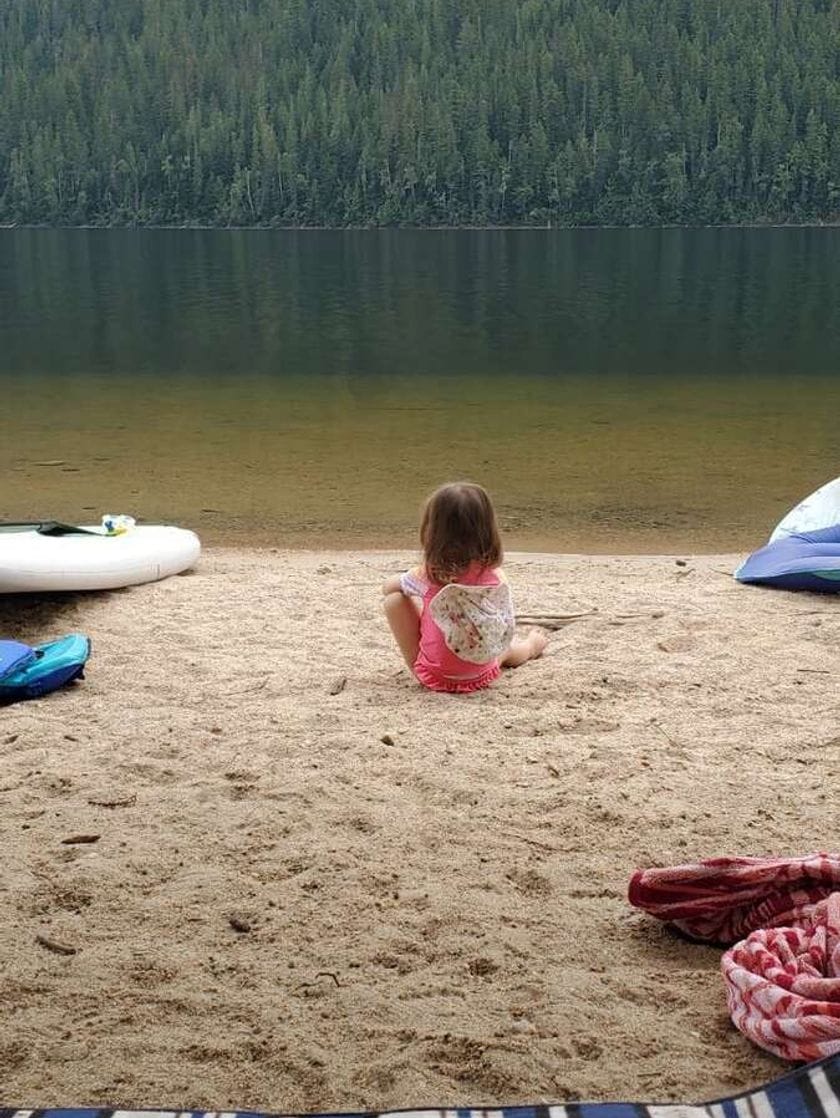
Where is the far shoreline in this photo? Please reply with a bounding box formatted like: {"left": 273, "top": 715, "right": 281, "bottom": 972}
{"left": 3, "top": 221, "right": 840, "bottom": 232}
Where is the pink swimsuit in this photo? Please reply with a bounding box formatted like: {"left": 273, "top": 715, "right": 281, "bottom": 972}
{"left": 399, "top": 564, "right": 513, "bottom": 693}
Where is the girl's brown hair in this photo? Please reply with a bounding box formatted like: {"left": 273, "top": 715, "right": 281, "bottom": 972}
{"left": 420, "top": 481, "right": 503, "bottom": 585}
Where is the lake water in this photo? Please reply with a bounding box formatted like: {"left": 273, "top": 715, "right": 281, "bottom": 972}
{"left": 2, "top": 227, "right": 840, "bottom": 552}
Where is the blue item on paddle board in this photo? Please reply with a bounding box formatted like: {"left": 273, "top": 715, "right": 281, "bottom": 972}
{"left": 0, "top": 639, "right": 36, "bottom": 678}
{"left": 0, "top": 633, "right": 91, "bottom": 703}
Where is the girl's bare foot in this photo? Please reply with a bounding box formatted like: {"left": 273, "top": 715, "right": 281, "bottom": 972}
{"left": 501, "top": 627, "right": 548, "bottom": 668}
{"left": 528, "top": 628, "right": 548, "bottom": 659}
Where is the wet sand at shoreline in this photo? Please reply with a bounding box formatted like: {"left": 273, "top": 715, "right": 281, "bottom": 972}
{"left": 1, "top": 548, "right": 837, "bottom": 1110}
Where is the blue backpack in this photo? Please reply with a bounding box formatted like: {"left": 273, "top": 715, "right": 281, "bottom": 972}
{"left": 0, "top": 633, "right": 91, "bottom": 704}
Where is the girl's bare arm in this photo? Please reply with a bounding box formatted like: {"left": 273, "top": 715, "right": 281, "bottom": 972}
{"left": 381, "top": 574, "right": 404, "bottom": 595}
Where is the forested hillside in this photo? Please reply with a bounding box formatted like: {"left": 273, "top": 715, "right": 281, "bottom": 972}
{"left": 2, "top": 0, "right": 840, "bottom": 226}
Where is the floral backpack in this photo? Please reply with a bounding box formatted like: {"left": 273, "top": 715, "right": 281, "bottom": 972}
{"left": 428, "top": 582, "right": 515, "bottom": 664}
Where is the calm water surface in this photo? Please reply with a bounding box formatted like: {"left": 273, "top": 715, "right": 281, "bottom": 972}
{"left": 2, "top": 228, "right": 840, "bottom": 551}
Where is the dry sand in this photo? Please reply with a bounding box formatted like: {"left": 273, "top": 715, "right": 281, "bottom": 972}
{"left": 1, "top": 548, "right": 837, "bottom": 1112}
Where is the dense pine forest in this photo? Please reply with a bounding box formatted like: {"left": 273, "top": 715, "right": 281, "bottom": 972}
{"left": 1, "top": 0, "right": 840, "bottom": 227}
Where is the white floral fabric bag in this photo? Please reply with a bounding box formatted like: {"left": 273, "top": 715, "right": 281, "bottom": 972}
{"left": 428, "top": 582, "right": 515, "bottom": 664}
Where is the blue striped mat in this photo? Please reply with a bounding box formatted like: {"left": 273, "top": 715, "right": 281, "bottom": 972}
{"left": 3, "top": 1057, "right": 840, "bottom": 1118}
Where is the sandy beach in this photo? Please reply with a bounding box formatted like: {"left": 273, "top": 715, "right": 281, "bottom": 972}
{"left": 1, "top": 547, "right": 837, "bottom": 1111}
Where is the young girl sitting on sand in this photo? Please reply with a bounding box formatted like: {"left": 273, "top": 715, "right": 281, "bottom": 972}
{"left": 382, "top": 481, "right": 547, "bottom": 693}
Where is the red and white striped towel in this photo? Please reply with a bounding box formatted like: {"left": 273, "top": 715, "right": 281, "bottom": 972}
{"left": 628, "top": 853, "right": 840, "bottom": 1061}
{"left": 723, "top": 892, "right": 840, "bottom": 1061}
{"left": 628, "top": 852, "right": 840, "bottom": 944}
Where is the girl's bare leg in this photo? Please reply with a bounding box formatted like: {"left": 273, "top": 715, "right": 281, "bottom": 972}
{"left": 501, "top": 628, "right": 548, "bottom": 668}
{"left": 383, "top": 592, "right": 422, "bottom": 669}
